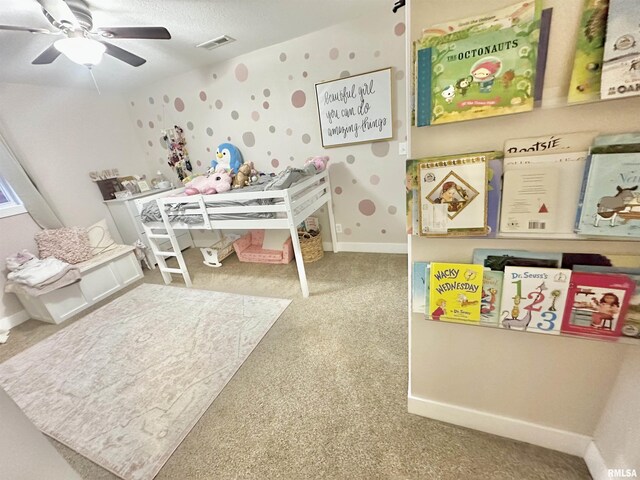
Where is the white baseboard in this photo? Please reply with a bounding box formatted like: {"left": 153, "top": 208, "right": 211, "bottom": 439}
{"left": 584, "top": 441, "right": 609, "bottom": 480}
{"left": 0, "top": 309, "right": 29, "bottom": 331}
{"left": 323, "top": 241, "right": 407, "bottom": 254}
{"left": 408, "top": 394, "right": 591, "bottom": 456}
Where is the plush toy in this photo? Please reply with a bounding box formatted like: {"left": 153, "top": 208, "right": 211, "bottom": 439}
{"left": 232, "top": 163, "right": 252, "bottom": 189}
{"left": 184, "top": 170, "right": 232, "bottom": 195}
{"left": 305, "top": 155, "right": 330, "bottom": 172}
{"left": 211, "top": 143, "right": 244, "bottom": 174}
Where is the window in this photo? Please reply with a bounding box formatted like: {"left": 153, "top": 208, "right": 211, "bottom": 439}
{"left": 0, "top": 175, "right": 26, "bottom": 218}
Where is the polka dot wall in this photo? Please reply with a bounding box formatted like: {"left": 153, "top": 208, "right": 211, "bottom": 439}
{"left": 127, "top": 9, "right": 406, "bottom": 245}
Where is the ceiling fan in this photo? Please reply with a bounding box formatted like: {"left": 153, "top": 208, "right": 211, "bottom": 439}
{"left": 0, "top": 0, "right": 171, "bottom": 68}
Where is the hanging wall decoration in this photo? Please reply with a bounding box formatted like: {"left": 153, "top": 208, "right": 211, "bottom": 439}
{"left": 162, "top": 125, "right": 193, "bottom": 181}
{"left": 314, "top": 68, "right": 393, "bottom": 148}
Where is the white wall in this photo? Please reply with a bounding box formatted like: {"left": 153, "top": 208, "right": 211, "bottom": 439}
{"left": 0, "top": 82, "right": 152, "bottom": 322}
{"left": 408, "top": 0, "right": 640, "bottom": 457}
{"left": 592, "top": 349, "right": 640, "bottom": 474}
{"left": 0, "top": 82, "right": 152, "bottom": 237}
{"left": 0, "top": 386, "right": 80, "bottom": 480}
{"left": 126, "top": 7, "right": 407, "bottom": 248}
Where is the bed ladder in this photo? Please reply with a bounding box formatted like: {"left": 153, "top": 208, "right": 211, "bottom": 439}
{"left": 144, "top": 202, "right": 193, "bottom": 287}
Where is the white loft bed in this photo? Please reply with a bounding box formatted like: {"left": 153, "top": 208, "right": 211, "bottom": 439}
{"left": 133, "top": 169, "right": 338, "bottom": 297}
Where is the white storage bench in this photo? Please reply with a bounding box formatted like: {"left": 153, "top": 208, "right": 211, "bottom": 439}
{"left": 12, "top": 245, "right": 143, "bottom": 325}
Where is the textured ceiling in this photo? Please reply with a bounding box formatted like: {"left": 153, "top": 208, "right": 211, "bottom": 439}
{"left": 0, "top": 0, "right": 392, "bottom": 92}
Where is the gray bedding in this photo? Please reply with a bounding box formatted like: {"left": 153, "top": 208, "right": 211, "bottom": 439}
{"left": 140, "top": 165, "right": 316, "bottom": 224}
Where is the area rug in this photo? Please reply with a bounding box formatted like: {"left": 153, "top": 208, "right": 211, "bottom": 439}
{"left": 0, "top": 284, "right": 291, "bottom": 480}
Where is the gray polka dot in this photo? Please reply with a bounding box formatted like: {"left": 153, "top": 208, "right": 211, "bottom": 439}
{"left": 269, "top": 125, "right": 275, "bottom": 133}
{"left": 371, "top": 141, "right": 390, "bottom": 157}
{"left": 231, "top": 110, "right": 239, "bottom": 120}
{"left": 263, "top": 88, "right": 271, "bottom": 97}
{"left": 304, "top": 53, "right": 310, "bottom": 59}
{"left": 242, "top": 131, "right": 256, "bottom": 147}
{"left": 339, "top": 70, "right": 350, "bottom": 78}
{"left": 163, "top": 94, "right": 170, "bottom": 103}
{"left": 148, "top": 97, "right": 154, "bottom": 104}
{"left": 288, "top": 75, "right": 294, "bottom": 80}
{"left": 329, "top": 47, "right": 339, "bottom": 60}
{"left": 346, "top": 155, "right": 355, "bottom": 164}
{"left": 206, "top": 127, "right": 213, "bottom": 136}
{"left": 186, "top": 121, "right": 194, "bottom": 130}
{"left": 215, "top": 99, "right": 223, "bottom": 109}
{"left": 136, "top": 120, "right": 143, "bottom": 128}
{"left": 302, "top": 134, "right": 311, "bottom": 144}
{"left": 251, "top": 95, "right": 256, "bottom": 100}
{"left": 388, "top": 206, "right": 398, "bottom": 215}
{"left": 374, "top": 50, "right": 380, "bottom": 57}
{"left": 349, "top": 52, "right": 355, "bottom": 59}
{"left": 279, "top": 52, "right": 287, "bottom": 62}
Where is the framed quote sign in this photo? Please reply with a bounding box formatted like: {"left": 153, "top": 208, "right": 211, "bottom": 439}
{"left": 314, "top": 68, "right": 393, "bottom": 148}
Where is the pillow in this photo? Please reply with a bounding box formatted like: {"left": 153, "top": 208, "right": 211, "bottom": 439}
{"left": 86, "top": 219, "right": 118, "bottom": 256}
{"left": 35, "top": 227, "right": 92, "bottom": 264}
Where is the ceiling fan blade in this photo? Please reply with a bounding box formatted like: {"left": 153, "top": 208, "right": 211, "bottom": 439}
{"left": 0, "top": 24, "right": 56, "bottom": 34}
{"left": 32, "top": 44, "right": 62, "bottom": 64}
{"left": 36, "top": 0, "right": 81, "bottom": 29}
{"left": 101, "top": 41, "right": 146, "bottom": 67}
{"left": 96, "top": 26, "right": 171, "bottom": 40}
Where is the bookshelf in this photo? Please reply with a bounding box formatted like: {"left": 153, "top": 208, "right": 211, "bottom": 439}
{"left": 405, "top": 0, "right": 640, "bottom": 456}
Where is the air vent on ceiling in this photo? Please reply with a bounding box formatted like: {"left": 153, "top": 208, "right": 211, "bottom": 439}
{"left": 196, "top": 35, "right": 235, "bottom": 50}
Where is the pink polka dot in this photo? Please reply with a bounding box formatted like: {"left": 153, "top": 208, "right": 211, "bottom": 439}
{"left": 335, "top": 186, "right": 342, "bottom": 194}
{"left": 199, "top": 91, "right": 207, "bottom": 101}
{"left": 235, "top": 63, "right": 248, "bottom": 82}
{"left": 286, "top": 128, "right": 293, "bottom": 136}
{"left": 344, "top": 228, "right": 352, "bottom": 235}
{"left": 206, "top": 147, "right": 210, "bottom": 152}
{"left": 359, "top": 199, "right": 376, "bottom": 216}
{"left": 395, "top": 22, "right": 406, "bottom": 36}
{"left": 174, "top": 97, "right": 185, "bottom": 112}
{"left": 291, "top": 90, "right": 306, "bottom": 108}
{"left": 251, "top": 111, "right": 260, "bottom": 121}
{"left": 271, "top": 158, "right": 280, "bottom": 168}
{"left": 302, "top": 71, "right": 308, "bottom": 78}
{"left": 263, "top": 101, "right": 270, "bottom": 109}
{"left": 370, "top": 175, "right": 380, "bottom": 185}
{"left": 329, "top": 48, "right": 339, "bottom": 60}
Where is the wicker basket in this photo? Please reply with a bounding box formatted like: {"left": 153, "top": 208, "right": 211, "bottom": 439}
{"left": 297, "top": 230, "right": 324, "bottom": 263}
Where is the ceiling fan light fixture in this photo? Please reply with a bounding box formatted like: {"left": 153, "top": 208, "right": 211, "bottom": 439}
{"left": 54, "top": 37, "right": 106, "bottom": 66}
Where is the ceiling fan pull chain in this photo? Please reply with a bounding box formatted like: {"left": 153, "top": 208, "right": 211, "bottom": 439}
{"left": 88, "top": 67, "right": 101, "bottom": 95}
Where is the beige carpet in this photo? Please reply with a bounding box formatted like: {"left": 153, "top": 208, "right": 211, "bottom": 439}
{"left": 0, "top": 283, "right": 290, "bottom": 480}
{"left": 0, "top": 250, "right": 590, "bottom": 479}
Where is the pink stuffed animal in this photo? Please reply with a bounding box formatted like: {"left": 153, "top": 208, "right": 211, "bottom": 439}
{"left": 184, "top": 170, "right": 232, "bottom": 195}
{"left": 305, "top": 155, "right": 330, "bottom": 172}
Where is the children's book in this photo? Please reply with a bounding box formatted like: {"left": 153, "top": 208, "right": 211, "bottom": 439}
{"left": 418, "top": 153, "right": 489, "bottom": 236}
{"left": 485, "top": 157, "right": 503, "bottom": 237}
{"left": 472, "top": 249, "right": 562, "bottom": 269}
{"left": 481, "top": 270, "right": 504, "bottom": 326}
{"left": 562, "top": 272, "right": 636, "bottom": 338}
{"left": 573, "top": 265, "right": 640, "bottom": 338}
{"left": 575, "top": 152, "right": 640, "bottom": 238}
{"left": 412, "top": 262, "right": 430, "bottom": 314}
{"left": 406, "top": 159, "right": 420, "bottom": 235}
{"left": 500, "top": 151, "right": 588, "bottom": 234}
{"left": 568, "top": 0, "right": 609, "bottom": 104}
{"left": 600, "top": 0, "right": 640, "bottom": 100}
{"left": 429, "top": 263, "right": 484, "bottom": 323}
{"left": 499, "top": 267, "right": 572, "bottom": 335}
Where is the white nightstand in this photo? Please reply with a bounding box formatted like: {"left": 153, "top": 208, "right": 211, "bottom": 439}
{"left": 104, "top": 188, "right": 193, "bottom": 267}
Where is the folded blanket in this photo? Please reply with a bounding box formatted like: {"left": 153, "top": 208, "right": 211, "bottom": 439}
{"left": 4, "top": 269, "right": 82, "bottom": 297}
{"left": 7, "top": 257, "right": 75, "bottom": 287}
{"left": 5, "top": 250, "right": 37, "bottom": 271}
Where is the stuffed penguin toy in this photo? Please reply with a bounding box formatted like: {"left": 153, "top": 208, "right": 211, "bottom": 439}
{"left": 211, "top": 143, "right": 244, "bottom": 174}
